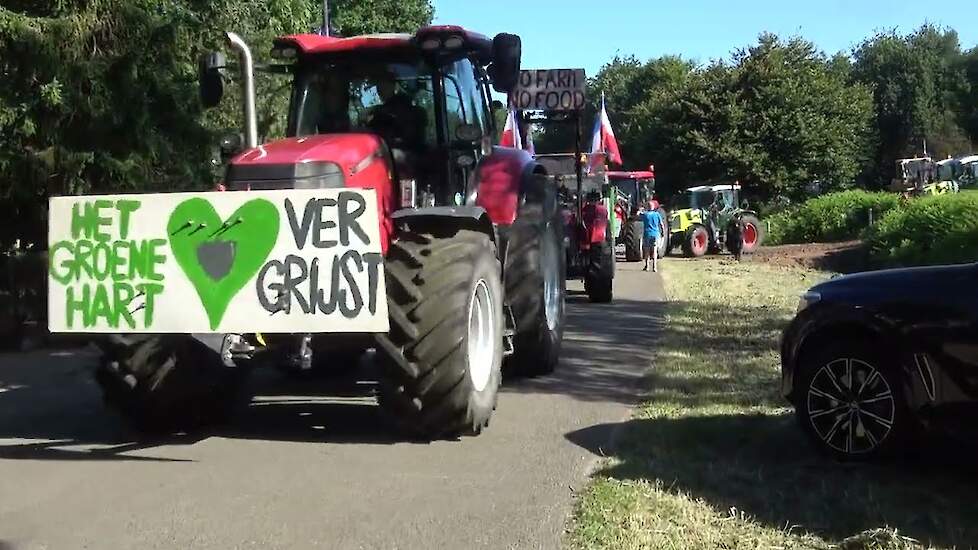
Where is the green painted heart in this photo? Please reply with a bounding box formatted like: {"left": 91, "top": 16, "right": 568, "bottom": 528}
{"left": 167, "top": 197, "right": 280, "bottom": 330}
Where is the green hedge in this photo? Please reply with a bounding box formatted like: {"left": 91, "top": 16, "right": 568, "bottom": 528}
{"left": 868, "top": 194, "right": 978, "bottom": 267}
{"left": 766, "top": 191, "right": 901, "bottom": 245}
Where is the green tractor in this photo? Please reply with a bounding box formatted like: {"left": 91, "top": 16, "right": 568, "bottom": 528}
{"left": 667, "top": 184, "right": 763, "bottom": 257}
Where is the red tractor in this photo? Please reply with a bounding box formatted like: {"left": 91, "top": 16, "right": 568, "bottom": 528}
{"left": 95, "top": 26, "right": 566, "bottom": 439}
{"left": 607, "top": 170, "right": 668, "bottom": 262}
{"left": 536, "top": 153, "right": 614, "bottom": 303}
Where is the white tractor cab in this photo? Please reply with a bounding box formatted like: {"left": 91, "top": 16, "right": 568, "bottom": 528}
{"left": 667, "top": 183, "right": 763, "bottom": 257}
{"left": 938, "top": 155, "right": 978, "bottom": 189}
{"left": 890, "top": 156, "right": 958, "bottom": 196}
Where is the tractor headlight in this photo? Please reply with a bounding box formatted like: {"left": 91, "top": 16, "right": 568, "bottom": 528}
{"left": 293, "top": 161, "right": 345, "bottom": 189}
{"left": 420, "top": 37, "right": 442, "bottom": 51}
{"left": 796, "top": 291, "right": 821, "bottom": 314}
{"left": 443, "top": 35, "right": 464, "bottom": 49}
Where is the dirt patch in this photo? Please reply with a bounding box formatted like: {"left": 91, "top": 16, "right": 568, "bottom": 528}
{"left": 750, "top": 241, "right": 869, "bottom": 273}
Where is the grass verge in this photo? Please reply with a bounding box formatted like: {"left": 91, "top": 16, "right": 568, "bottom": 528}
{"left": 569, "top": 258, "right": 978, "bottom": 550}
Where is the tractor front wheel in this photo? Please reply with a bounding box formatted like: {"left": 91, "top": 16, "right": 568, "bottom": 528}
{"left": 622, "top": 219, "right": 644, "bottom": 262}
{"left": 584, "top": 241, "right": 614, "bottom": 303}
{"left": 655, "top": 207, "right": 670, "bottom": 259}
{"left": 376, "top": 228, "right": 503, "bottom": 439}
{"left": 682, "top": 225, "right": 710, "bottom": 257}
{"left": 95, "top": 335, "right": 252, "bottom": 434}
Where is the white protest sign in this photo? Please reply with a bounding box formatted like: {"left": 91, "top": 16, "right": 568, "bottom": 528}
{"left": 48, "top": 189, "right": 389, "bottom": 334}
{"left": 511, "top": 68, "right": 587, "bottom": 111}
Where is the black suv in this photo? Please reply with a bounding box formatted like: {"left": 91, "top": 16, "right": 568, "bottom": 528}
{"left": 781, "top": 263, "right": 978, "bottom": 460}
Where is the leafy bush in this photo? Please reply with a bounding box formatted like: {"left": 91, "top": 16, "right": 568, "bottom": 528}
{"left": 766, "top": 190, "right": 901, "bottom": 245}
{"left": 868, "top": 193, "right": 978, "bottom": 266}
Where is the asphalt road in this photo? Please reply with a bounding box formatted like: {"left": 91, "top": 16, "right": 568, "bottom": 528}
{"left": 0, "top": 263, "right": 664, "bottom": 550}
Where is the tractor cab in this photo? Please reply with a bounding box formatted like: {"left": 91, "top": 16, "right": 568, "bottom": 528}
{"left": 671, "top": 184, "right": 739, "bottom": 213}
{"left": 607, "top": 170, "right": 655, "bottom": 216}
{"left": 201, "top": 26, "right": 522, "bottom": 242}
{"left": 889, "top": 157, "right": 938, "bottom": 195}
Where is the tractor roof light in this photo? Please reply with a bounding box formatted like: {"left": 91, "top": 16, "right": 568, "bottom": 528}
{"left": 270, "top": 46, "right": 297, "bottom": 60}
{"left": 420, "top": 37, "right": 443, "bottom": 51}
{"left": 443, "top": 35, "right": 464, "bottom": 49}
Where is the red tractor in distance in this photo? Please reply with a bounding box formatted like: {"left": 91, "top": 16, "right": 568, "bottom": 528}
{"left": 96, "top": 26, "right": 566, "bottom": 440}
{"left": 607, "top": 169, "right": 668, "bottom": 262}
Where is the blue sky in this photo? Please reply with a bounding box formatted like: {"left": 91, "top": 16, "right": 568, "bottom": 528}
{"left": 433, "top": 0, "right": 978, "bottom": 77}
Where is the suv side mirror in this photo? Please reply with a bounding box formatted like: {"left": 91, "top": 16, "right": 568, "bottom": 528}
{"left": 198, "top": 51, "right": 226, "bottom": 108}
{"left": 488, "top": 33, "right": 521, "bottom": 94}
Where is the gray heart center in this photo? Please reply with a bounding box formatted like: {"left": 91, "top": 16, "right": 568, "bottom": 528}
{"left": 197, "top": 241, "right": 236, "bottom": 281}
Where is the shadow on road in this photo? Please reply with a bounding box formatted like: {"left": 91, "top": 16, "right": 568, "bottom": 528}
{"left": 503, "top": 294, "right": 664, "bottom": 405}
{"left": 0, "top": 290, "right": 665, "bottom": 461}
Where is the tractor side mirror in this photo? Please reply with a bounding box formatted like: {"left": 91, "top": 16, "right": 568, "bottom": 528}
{"left": 198, "top": 51, "right": 227, "bottom": 108}
{"left": 488, "top": 33, "right": 521, "bottom": 94}
{"left": 740, "top": 199, "right": 750, "bottom": 210}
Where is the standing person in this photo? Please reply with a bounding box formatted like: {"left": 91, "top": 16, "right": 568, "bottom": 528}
{"left": 641, "top": 199, "right": 663, "bottom": 272}
{"left": 727, "top": 212, "right": 745, "bottom": 261}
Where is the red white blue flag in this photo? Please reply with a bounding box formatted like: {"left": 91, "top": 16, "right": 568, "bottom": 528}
{"left": 500, "top": 107, "right": 522, "bottom": 150}
{"left": 588, "top": 93, "right": 622, "bottom": 171}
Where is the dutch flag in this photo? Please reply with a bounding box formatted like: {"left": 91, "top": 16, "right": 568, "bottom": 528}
{"left": 588, "top": 92, "right": 622, "bottom": 172}
{"left": 500, "top": 107, "right": 522, "bottom": 150}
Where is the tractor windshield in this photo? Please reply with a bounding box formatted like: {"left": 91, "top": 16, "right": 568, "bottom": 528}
{"left": 288, "top": 58, "right": 437, "bottom": 148}
{"left": 672, "top": 190, "right": 716, "bottom": 210}
{"left": 609, "top": 177, "right": 653, "bottom": 209}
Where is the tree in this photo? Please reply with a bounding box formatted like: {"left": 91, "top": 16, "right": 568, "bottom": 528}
{"left": 0, "top": 0, "right": 433, "bottom": 249}
{"left": 581, "top": 35, "right": 874, "bottom": 202}
{"left": 853, "top": 25, "right": 972, "bottom": 185}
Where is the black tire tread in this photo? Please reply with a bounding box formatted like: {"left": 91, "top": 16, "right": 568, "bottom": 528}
{"left": 376, "top": 228, "right": 501, "bottom": 438}
{"left": 95, "top": 335, "right": 251, "bottom": 434}
{"left": 623, "top": 220, "right": 643, "bottom": 262}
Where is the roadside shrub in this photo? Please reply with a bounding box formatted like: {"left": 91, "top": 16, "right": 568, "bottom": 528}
{"left": 867, "top": 193, "right": 978, "bottom": 267}
{"left": 766, "top": 190, "right": 900, "bottom": 245}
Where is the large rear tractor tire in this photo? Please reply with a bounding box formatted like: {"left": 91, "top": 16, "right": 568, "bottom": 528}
{"left": 682, "top": 225, "right": 710, "bottom": 258}
{"left": 584, "top": 241, "right": 614, "bottom": 303}
{"left": 622, "top": 220, "right": 644, "bottom": 262}
{"left": 376, "top": 228, "right": 504, "bottom": 439}
{"left": 94, "top": 335, "right": 252, "bottom": 434}
{"left": 656, "top": 208, "right": 670, "bottom": 259}
{"left": 505, "top": 218, "right": 566, "bottom": 378}
{"left": 740, "top": 214, "right": 764, "bottom": 254}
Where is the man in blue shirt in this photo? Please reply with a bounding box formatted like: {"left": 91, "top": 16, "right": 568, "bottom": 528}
{"left": 641, "top": 199, "right": 663, "bottom": 272}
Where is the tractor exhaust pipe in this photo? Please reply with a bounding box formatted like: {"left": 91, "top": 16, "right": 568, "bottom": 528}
{"left": 225, "top": 32, "right": 258, "bottom": 149}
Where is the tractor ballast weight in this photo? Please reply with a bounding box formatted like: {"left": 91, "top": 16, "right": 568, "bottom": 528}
{"left": 91, "top": 25, "right": 567, "bottom": 438}
{"left": 667, "top": 184, "right": 763, "bottom": 257}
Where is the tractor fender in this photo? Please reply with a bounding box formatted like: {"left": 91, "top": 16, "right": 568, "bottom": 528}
{"left": 475, "top": 147, "right": 537, "bottom": 226}
{"left": 581, "top": 201, "right": 610, "bottom": 247}
{"left": 391, "top": 206, "right": 497, "bottom": 243}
